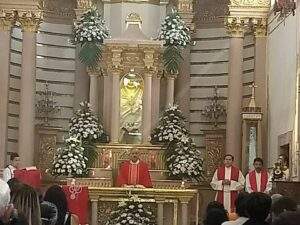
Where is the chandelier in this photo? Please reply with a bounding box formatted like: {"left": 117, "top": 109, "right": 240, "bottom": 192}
{"left": 201, "top": 86, "right": 226, "bottom": 128}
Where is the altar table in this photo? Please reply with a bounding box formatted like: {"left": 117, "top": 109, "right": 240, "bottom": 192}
{"left": 88, "top": 187, "right": 199, "bottom": 225}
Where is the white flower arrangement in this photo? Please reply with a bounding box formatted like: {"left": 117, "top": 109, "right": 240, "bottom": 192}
{"left": 51, "top": 136, "right": 88, "bottom": 177}
{"left": 159, "top": 9, "right": 191, "bottom": 47}
{"left": 151, "top": 104, "right": 188, "bottom": 143}
{"left": 107, "top": 196, "right": 155, "bottom": 225}
{"left": 73, "top": 7, "right": 110, "bottom": 45}
{"left": 69, "top": 101, "right": 104, "bottom": 141}
{"left": 166, "top": 135, "right": 204, "bottom": 181}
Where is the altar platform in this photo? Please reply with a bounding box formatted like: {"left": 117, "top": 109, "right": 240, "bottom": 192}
{"left": 87, "top": 187, "right": 199, "bottom": 225}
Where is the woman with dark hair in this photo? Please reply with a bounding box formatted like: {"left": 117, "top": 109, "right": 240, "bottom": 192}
{"left": 11, "top": 184, "right": 41, "bottom": 225}
{"left": 43, "top": 185, "right": 69, "bottom": 225}
{"left": 6, "top": 179, "right": 24, "bottom": 197}
{"left": 204, "top": 208, "right": 228, "bottom": 225}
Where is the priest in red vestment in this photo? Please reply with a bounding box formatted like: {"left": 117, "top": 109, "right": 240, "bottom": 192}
{"left": 210, "top": 154, "right": 245, "bottom": 213}
{"left": 116, "top": 150, "right": 152, "bottom": 188}
{"left": 246, "top": 157, "right": 272, "bottom": 194}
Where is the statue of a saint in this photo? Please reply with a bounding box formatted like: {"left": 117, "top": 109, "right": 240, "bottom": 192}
{"left": 272, "top": 154, "right": 290, "bottom": 181}
{"left": 120, "top": 73, "right": 143, "bottom": 143}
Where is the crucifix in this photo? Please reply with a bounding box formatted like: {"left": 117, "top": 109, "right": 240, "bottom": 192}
{"left": 248, "top": 83, "right": 258, "bottom": 108}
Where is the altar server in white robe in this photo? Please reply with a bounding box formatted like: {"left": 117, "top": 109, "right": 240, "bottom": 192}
{"left": 245, "top": 157, "right": 272, "bottom": 194}
{"left": 210, "top": 154, "right": 245, "bottom": 213}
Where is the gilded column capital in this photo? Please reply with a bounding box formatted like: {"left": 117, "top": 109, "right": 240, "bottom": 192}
{"left": 75, "top": 0, "right": 93, "bottom": 19}
{"left": 252, "top": 18, "right": 267, "bottom": 37}
{"left": 143, "top": 49, "right": 155, "bottom": 69}
{"left": 18, "top": 10, "right": 43, "bottom": 32}
{"left": 177, "top": 0, "right": 195, "bottom": 32}
{"left": 0, "top": 10, "right": 15, "bottom": 31}
{"left": 225, "top": 17, "right": 249, "bottom": 38}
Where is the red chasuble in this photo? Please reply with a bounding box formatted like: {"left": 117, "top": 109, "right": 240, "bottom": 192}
{"left": 116, "top": 160, "right": 152, "bottom": 188}
{"left": 216, "top": 166, "right": 239, "bottom": 212}
{"left": 249, "top": 169, "right": 268, "bottom": 192}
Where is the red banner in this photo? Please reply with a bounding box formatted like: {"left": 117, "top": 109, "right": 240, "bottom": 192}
{"left": 62, "top": 185, "right": 89, "bottom": 225}
{"left": 14, "top": 169, "right": 41, "bottom": 189}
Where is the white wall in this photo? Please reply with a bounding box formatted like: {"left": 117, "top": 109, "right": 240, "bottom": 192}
{"left": 267, "top": 13, "right": 298, "bottom": 166}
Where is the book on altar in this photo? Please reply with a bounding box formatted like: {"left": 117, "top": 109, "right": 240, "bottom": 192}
{"left": 14, "top": 167, "right": 41, "bottom": 188}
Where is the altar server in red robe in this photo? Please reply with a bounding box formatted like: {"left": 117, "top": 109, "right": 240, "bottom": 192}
{"left": 116, "top": 150, "right": 152, "bottom": 188}
{"left": 245, "top": 157, "right": 272, "bottom": 194}
{"left": 210, "top": 154, "right": 245, "bottom": 213}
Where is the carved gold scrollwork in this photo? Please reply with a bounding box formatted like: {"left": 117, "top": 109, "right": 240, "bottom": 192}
{"left": 252, "top": 17, "right": 267, "bottom": 37}
{"left": 225, "top": 17, "right": 249, "bottom": 38}
{"left": 76, "top": 0, "right": 93, "bottom": 9}
{"left": 37, "top": 135, "right": 56, "bottom": 172}
{"left": 18, "top": 10, "right": 43, "bottom": 32}
{"left": 0, "top": 10, "right": 15, "bottom": 31}
{"left": 230, "top": 0, "right": 270, "bottom": 7}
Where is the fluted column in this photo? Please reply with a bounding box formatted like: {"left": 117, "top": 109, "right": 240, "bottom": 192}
{"left": 142, "top": 72, "right": 153, "bottom": 143}
{"left": 110, "top": 71, "right": 121, "bottom": 143}
{"left": 102, "top": 73, "right": 111, "bottom": 132}
{"left": 18, "top": 12, "right": 42, "bottom": 166}
{"left": 225, "top": 17, "right": 247, "bottom": 165}
{"left": 88, "top": 72, "right": 99, "bottom": 114}
{"left": 0, "top": 12, "right": 14, "bottom": 168}
{"left": 180, "top": 199, "right": 189, "bottom": 225}
{"left": 166, "top": 75, "right": 176, "bottom": 106}
{"left": 156, "top": 199, "right": 164, "bottom": 225}
{"left": 73, "top": 1, "right": 92, "bottom": 109}
{"left": 152, "top": 75, "right": 161, "bottom": 129}
{"left": 253, "top": 18, "right": 268, "bottom": 162}
{"left": 91, "top": 199, "right": 98, "bottom": 225}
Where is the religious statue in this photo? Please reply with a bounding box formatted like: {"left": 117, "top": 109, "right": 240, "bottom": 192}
{"left": 120, "top": 71, "right": 143, "bottom": 144}
{"left": 272, "top": 154, "right": 290, "bottom": 181}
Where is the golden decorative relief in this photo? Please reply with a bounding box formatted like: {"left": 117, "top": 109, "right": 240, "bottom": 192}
{"left": 0, "top": 10, "right": 15, "bottom": 31}
{"left": 36, "top": 134, "right": 56, "bottom": 173}
{"left": 126, "top": 12, "right": 142, "bottom": 24}
{"left": 230, "top": 0, "right": 270, "bottom": 7}
{"left": 252, "top": 17, "right": 267, "bottom": 37}
{"left": 225, "top": 17, "right": 249, "bottom": 38}
{"left": 76, "top": 0, "right": 93, "bottom": 9}
{"left": 17, "top": 10, "right": 43, "bottom": 32}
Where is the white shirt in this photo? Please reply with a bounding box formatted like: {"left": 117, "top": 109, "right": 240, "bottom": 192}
{"left": 222, "top": 217, "right": 249, "bottom": 225}
{"left": 245, "top": 171, "right": 272, "bottom": 194}
{"left": 210, "top": 166, "right": 245, "bottom": 212}
{"left": 2, "top": 165, "right": 16, "bottom": 182}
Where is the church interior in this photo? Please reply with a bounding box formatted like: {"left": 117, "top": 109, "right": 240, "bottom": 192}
{"left": 0, "top": 0, "right": 300, "bottom": 225}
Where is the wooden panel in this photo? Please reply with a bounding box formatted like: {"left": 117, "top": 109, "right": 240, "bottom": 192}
{"left": 8, "top": 91, "right": 20, "bottom": 102}
{"left": 243, "top": 59, "right": 255, "bottom": 71}
{"left": 37, "top": 45, "right": 75, "bottom": 59}
{"left": 36, "top": 82, "right": 74, "bottom": 95}
{"left": 243, "top": 46, "right": 255, "bottom": 58}
{"left": 193, "top": 39, "right": 229, "bottom": 50}
{"left": 191, "top": 50, "right": 229, "bottom": 63}
{"left": 190, "top": 76, "right": 228, "bottom": 86}
{"left": 36, "top": 68, "right": 75, "bottom": 83}
{"left": 191, "top": 63, "right": 228, "bottom": 75}
{"left": 8, "top": 116, "right": 19, "bottom": 127}
{"left": 8, "top": 103, "right": 19, "bottom": 115}
{"left": 36, "top": 57, "right": 75, "bottom": 71}
{"left": 37, "top": 33, "right": 74, "bottom": 47}
{"left": 7, "top": 128, "right": 18, "bottom": 140}
{"left": 39, "top": 22, "right": 73, "bottom": 35}
{"left": 194, "top": 28, "right": 227, "bottom": 39}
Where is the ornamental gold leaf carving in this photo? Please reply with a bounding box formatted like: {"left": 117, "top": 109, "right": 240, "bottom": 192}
{"left": 230, "top": 0, "right": 270, "bottom": 7}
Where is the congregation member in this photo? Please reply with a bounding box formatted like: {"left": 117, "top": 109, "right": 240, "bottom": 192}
{"left": 44, "top": 185, "right": 79, "bottom": 225}
{"left": 245, "top": 158, "right": 272, "bottom": 194}
{"left": 222, "top": 192, "right": 249, "bottom": 225}
{"left": 116, "top": 150, "right": 152, "bottom": 188}
{"left": 269, "top": 196, "right": 297, "bottom": 223}
{"left": 204, "top": 208, "right": 228, "bottom": 225}
{"left": 210, "top": 154, "right": 245, "bottom": 213}
{"left": 243, "top": 192, "right": 271, "bottom": 225}
{"left": 272, "top": 210, "right": 300, "bottom": 225}
{"left": 2, "top": 153, "right": 20, "bottom": 182}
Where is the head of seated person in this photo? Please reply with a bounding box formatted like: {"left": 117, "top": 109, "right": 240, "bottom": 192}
{"left": 11, "top": 184, "right": 41, "bottom": 225}
{"left": 270, "top": 196, "right": 297, "bottom": 222}
{"left": 272, "top": 210, "right": 300, "bottom": 225}
{"left": 245, "top": 192, "right": 271, "bottom": 222}
{"left": 204, "top": 208, "right": 228, "bottom": 225}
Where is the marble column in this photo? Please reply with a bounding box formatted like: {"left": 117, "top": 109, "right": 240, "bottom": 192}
{"left": 253, "top": 18, "right": 268, "bottom": 162}
{"left": 142, "top": 73, "right": 153, "bottom": 143}
{"left": 91, "top": 199, "right": 98, "bottom": 225}
{"left": 89, "top": 73, "right": 99, "bottom": 114}
{"left": 110, "top": 71, "right": 120, "bottom": 143}
{"left": 18, "top": 14, "right": 42, "bottom": 166}
{"left": 151, "top": 75, "right": 161, "bottom": 129}
{"left": 180, "top": 200, "right": 189, "bottom": 225}
{"left": 0, "top": 14, "right": 14, "bottom": 168}
{"left": 156, "top": 200, "right": 164, "bottom": 225}
{"left": 225, "top": 18, "right": 247, "bottom": 165}
{"left": 73, "top": 7, "right": 90, "bottom": 110}
{"left": 166, "top": 75, "right": 175, "bottom": 106}
{"left": 102, "top": 74, "right": 112, "bottom": 132}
